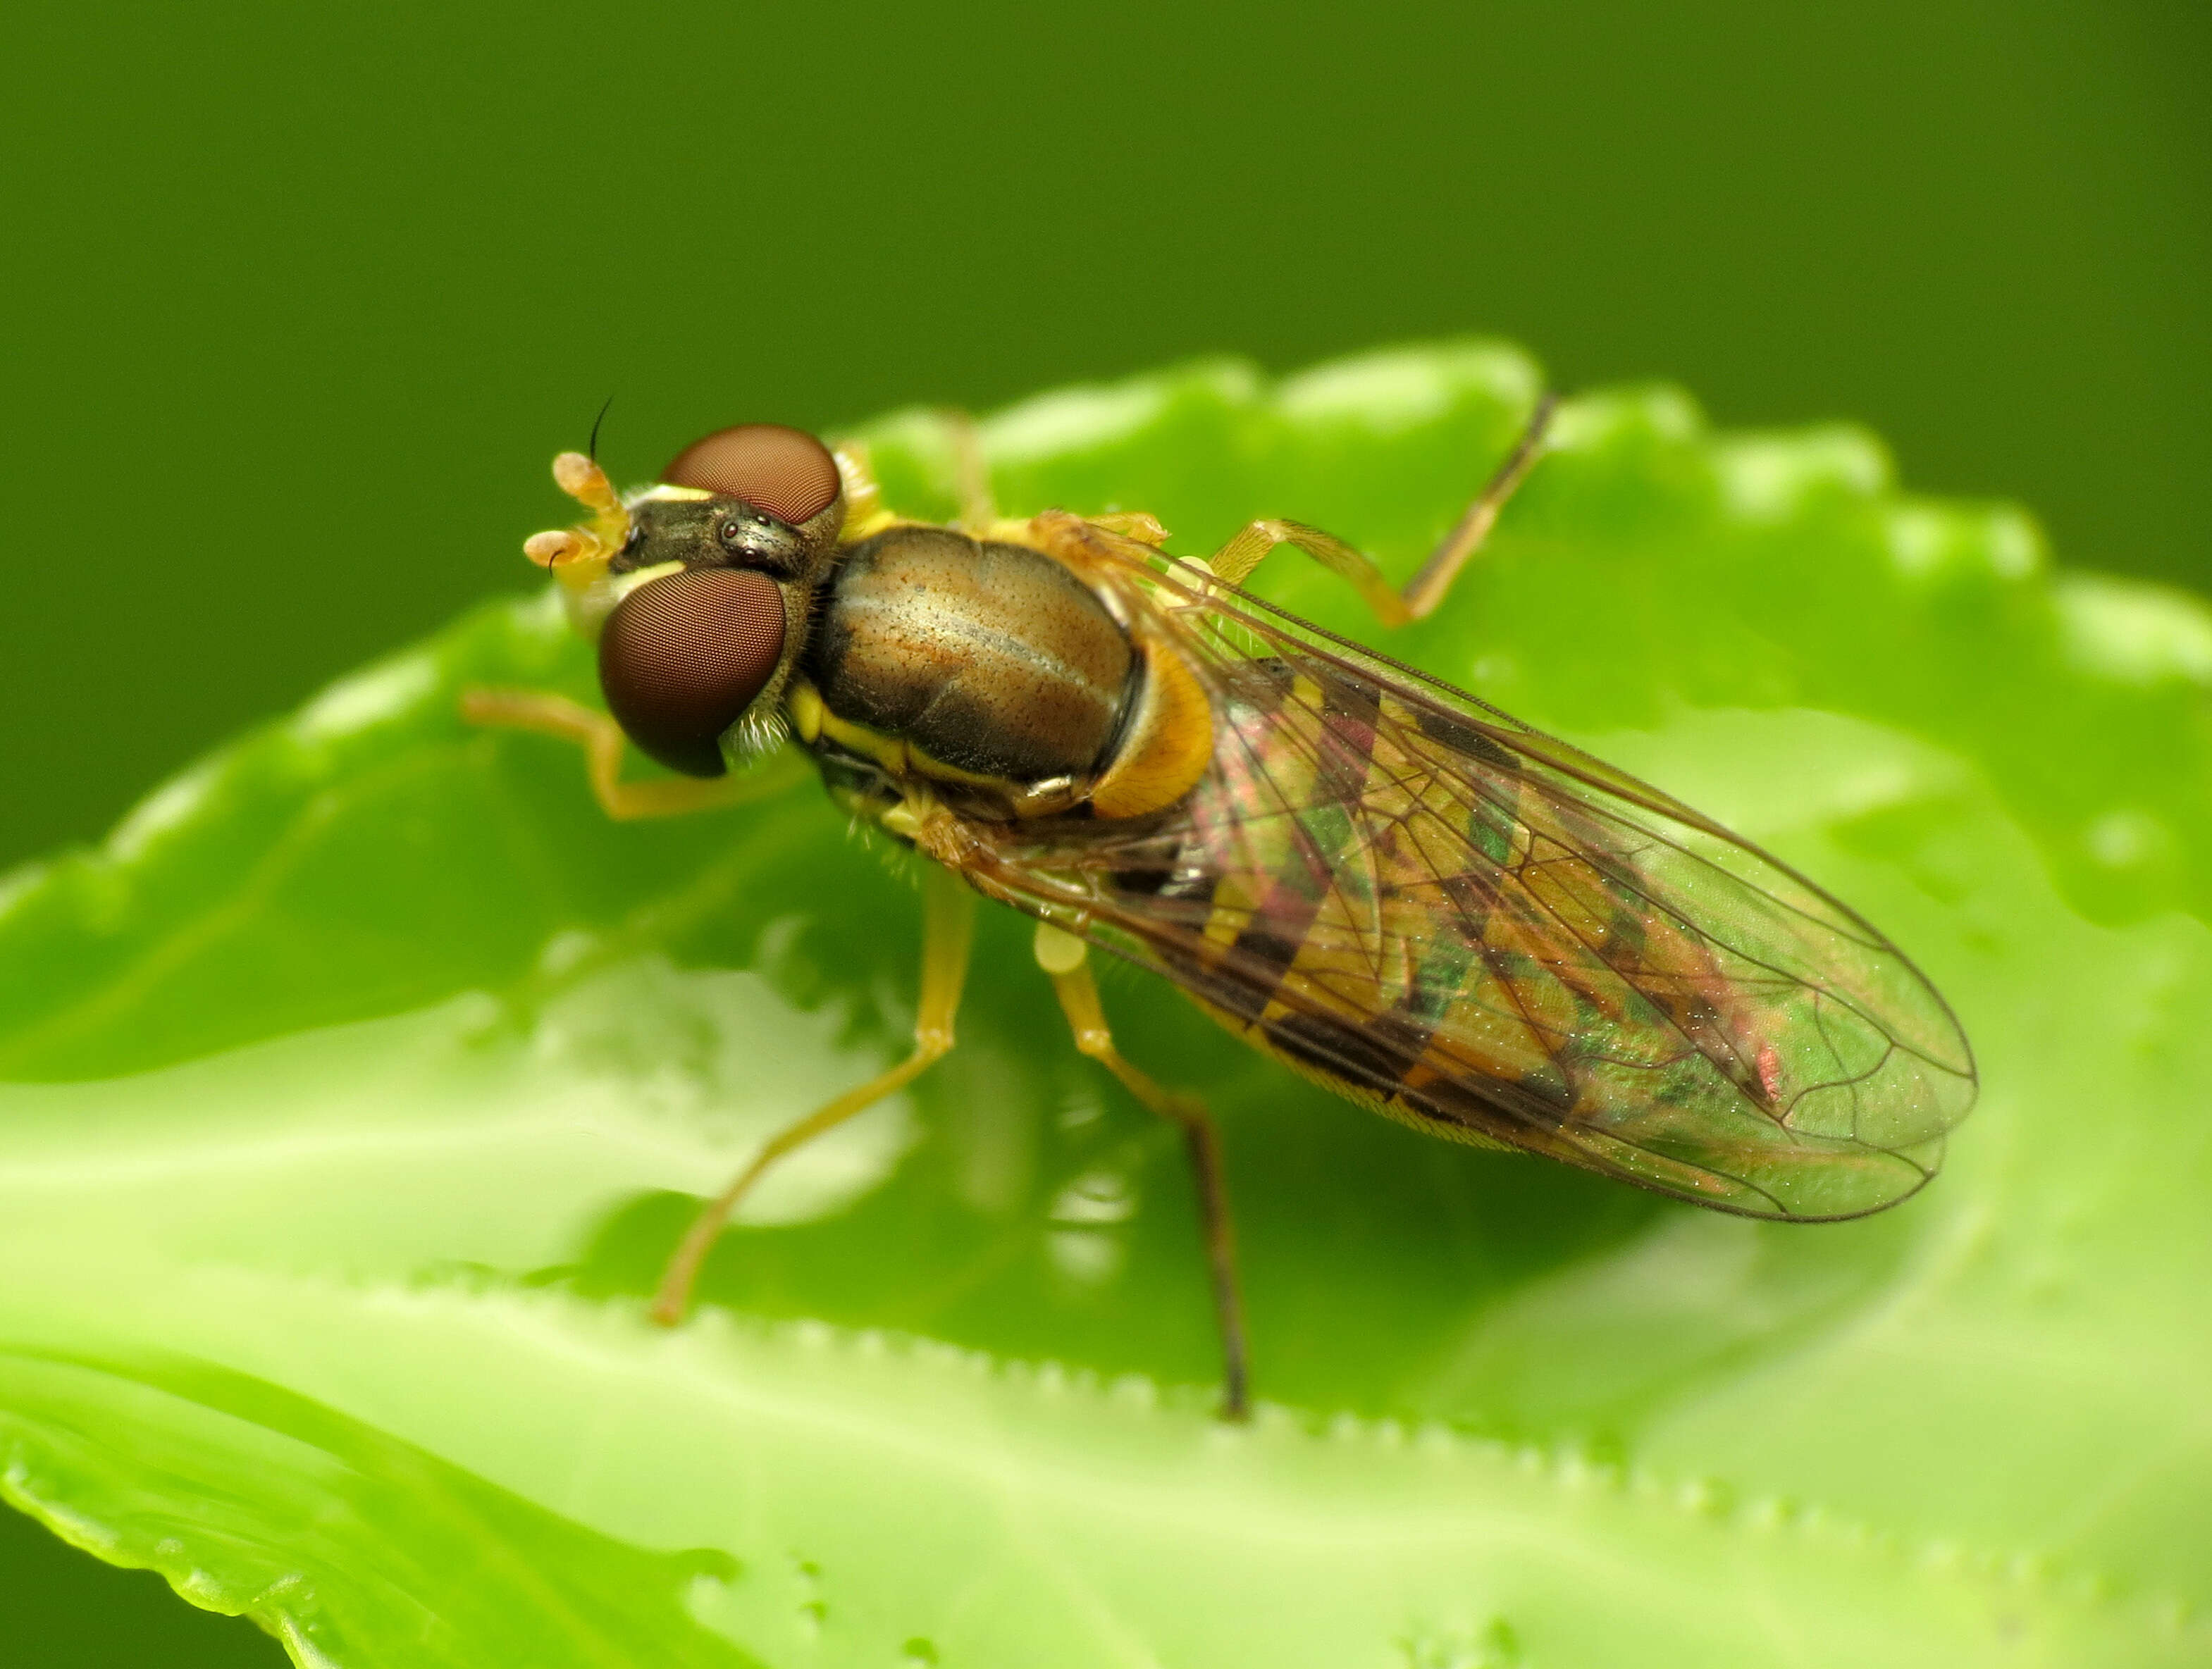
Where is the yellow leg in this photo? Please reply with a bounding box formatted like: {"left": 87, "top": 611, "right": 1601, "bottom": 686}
{"left": 648, "top": 865, "right": 979, "bottom": 1326}
{"left": 1208, "top": 518, "right": 1421, "bottom": 628}
{"left": 1033, "top": 922, "right": 1252, "bottom": 1421}
{"left": 939, "top": 409, "right": 999, "bottom": 531}
{"left": 832, "top": 439, "right": 889, "bottom": 534}
{"left": 460, "top": 688, "right": 808, "bottom": 821}
{"left": 1207, "top": 393, "right": 1558, "bottom": 626}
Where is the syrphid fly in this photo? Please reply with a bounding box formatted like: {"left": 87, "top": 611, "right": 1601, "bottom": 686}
{"left": 464, "top": 398, "right": 1977, "bottom": 1420}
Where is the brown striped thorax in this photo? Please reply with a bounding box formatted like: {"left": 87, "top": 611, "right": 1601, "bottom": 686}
{"left": 502, "top": 408, "right": 1977, "bottom": 1419}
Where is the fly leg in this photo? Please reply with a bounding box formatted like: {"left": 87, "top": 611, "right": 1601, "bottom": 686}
{"left": 648, "top": 864, "right": 977, "bottom": 1325}
{"left": 939, "top": 409, "right": 999, "bottom": 532}
{"left": 1399, "top": 391, "right": 1559, "bottom": 616}
{"left": 1033, "top": 922, "right": 1252, "bottom": 1422}
{"left": 1204, "top": 392, "right": 1557, "bottom": 624}
{"left": 460, "top": 689, "right": 808, "bottom": 820}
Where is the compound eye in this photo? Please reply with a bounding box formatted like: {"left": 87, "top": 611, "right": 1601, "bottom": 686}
{"left": 598, "top": 568, "right": 786, "bottom": 776}
{"left": 662, "top": 423, "right": 841, "bottom": 526}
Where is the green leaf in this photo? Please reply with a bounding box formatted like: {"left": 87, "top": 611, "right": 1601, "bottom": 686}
{"left": 1, "top": 342, "right": 2206, "bottom": 1665}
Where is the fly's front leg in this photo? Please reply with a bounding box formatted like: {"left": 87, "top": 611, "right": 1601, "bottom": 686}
{"left": 1205, "top": 392, "right": 1558, "bottom": 626}
{"left": 917, "top": 408, "right": 1003, "bottom": 532}
{"left": 832, "top": 439, "right": 890, "bottom": 534}
{"left": 649, "top": 864, "right": 978, "bottom": 1326}
{"left": 849, "top": 412, "right": 999, "bottom": 535}
{"left": 460, "top": 689, "right": 807, "bottom": 820}
{"left": 1033, "top": 922, "right": 1251, "bottom": 1421}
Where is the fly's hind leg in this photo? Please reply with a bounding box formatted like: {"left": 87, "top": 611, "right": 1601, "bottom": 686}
{"left": 1033, "top": 922, "right": 1251, "bottom": 1421}
{"left": 461, "top": 689, "right": 808, "bottom": 821}
{"left": 1204, "top": 392, "right": 1557, "bottom": 626}
{"left": 650, "top": 864, "right": 978, "bottom": 1325}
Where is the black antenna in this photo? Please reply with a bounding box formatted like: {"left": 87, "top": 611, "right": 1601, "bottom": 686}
{"left": 588, "top": 394, "right": 616, "bottom": 463}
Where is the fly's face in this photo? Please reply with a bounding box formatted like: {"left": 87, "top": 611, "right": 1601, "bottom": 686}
{"left": 526, "top": 424, "right": 848, "bottom": 777}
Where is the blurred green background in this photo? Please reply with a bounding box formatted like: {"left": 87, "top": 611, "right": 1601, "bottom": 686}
{"left": 2, "top": 0, "right": 2206, "bottom": 1661}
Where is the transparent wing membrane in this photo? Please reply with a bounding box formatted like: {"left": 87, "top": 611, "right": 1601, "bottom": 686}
{"left": 952, "top": 523, "right": 1976, "bottom": 1222}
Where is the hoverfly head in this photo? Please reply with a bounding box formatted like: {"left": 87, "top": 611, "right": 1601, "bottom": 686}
{"left": 548, "top": 423, "right": 848, "bottom": 778}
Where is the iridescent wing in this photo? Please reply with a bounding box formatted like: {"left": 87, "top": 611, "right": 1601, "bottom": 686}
{"left": 949, "top": 515, "right": 1977, "bottom": 1220}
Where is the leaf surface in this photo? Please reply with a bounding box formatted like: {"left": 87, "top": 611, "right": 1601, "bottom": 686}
{"left": 1, "top": 343, "right": 2206, "bottom": 1665}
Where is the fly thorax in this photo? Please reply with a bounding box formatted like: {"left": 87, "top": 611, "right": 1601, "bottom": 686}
{"left": 803, "top": 526, "right": 1138, "bottom": 797}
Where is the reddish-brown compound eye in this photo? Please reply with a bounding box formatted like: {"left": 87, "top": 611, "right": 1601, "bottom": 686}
{"left": 598, "top": 569, "right": 786, "bottom": 776}
{"left": 661, "top": 423, "right": 841, "bottom": 526}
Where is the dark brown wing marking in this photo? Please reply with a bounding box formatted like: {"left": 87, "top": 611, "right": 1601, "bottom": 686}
{"left": 945, "top": 516, "right": 1977, "bottom": 1221}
